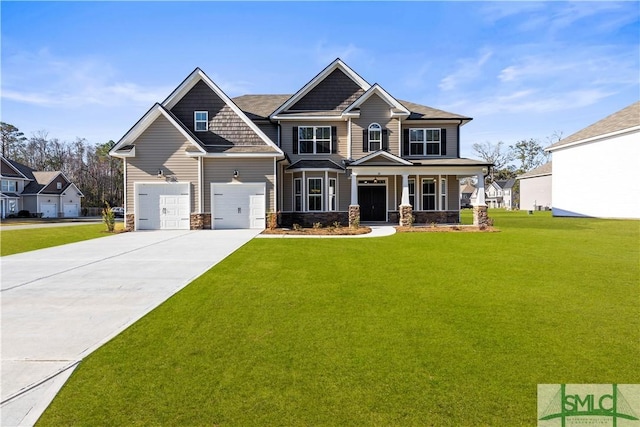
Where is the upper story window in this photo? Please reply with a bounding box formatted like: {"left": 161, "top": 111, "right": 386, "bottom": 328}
{"left": 409, "top": 128, "right": 441, "bottom": 156}
{"left": 368, "top": 123, "right": 382, "bottom": 151}
{"left": 194, "top": 111, "right": 208, "bottom": 132}
{"left": 299, "top": 126, "right": 331, "bottom": 154}
{"left": 56, "top": 182, "right": 62, "bottom": 190}
{"left": 1, "top": 180, "right": 17, "bottom": 192}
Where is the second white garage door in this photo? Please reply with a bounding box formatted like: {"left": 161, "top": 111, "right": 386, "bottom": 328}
{"left": 211, "top": 183, "right": 265, "bottom": 229}
{"left": 135, "top": 183, "right": 190, "bottom": 230}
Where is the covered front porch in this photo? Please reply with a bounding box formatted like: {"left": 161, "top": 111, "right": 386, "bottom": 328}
{"left": 347, "top": 152, "right": 492, "bottom": 227}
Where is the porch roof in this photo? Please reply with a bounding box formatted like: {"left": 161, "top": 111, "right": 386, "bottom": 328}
{"left": 286, "top": 159, "right": 344, "bottom": 171}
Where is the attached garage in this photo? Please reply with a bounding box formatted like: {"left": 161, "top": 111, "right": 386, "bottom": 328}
{"left": 63, "top": 203, "right": 79, "bottom": 218}
{"left": 41, "top": 203, "right": 57, "bottom": 218}
{"left": 211, "top": 183, "right": 265, "bottom": 229}
{"left": 135, "top": 183, "right": 190, "bottom": 230}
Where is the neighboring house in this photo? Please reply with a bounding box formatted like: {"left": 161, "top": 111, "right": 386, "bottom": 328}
{"left": 460, "top": 183, "right": 475, "bottom": 208}
{"left": 546, "top": 101, "right": 639, "bottom": 219}
{"left": 110, "top": 59, "right": 491, "bottom": 231}
{"left": 0, "top": 156, "right": 84, "bottom": 218}
{"left": 517, "top": 162, "right": 552, "bottom": 211}
{"left": 471, "top": 178, "right": 516, "bottom": 209}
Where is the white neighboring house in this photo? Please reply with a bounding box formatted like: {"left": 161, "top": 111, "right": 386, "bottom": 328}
{"left": 471, "top": 179, "right": 515, "bottom": 209}
{"left": 517, "top": 162, "right": 552, "bottom": 211}
{"left": 545, "top": 101, "right": 639, "bottom": 219}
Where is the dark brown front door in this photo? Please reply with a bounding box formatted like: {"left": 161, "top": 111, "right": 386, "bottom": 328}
{"left": 358, "top": 186, "right": 386, "bottom": 221}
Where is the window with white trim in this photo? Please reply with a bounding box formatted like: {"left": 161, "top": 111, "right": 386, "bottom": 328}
{"left": 299, "top": 126, "right": 331, "bottom": 154}
{"left": 194, "top": 111, "right": 208, "bottom": 132}
{"left": 308, "top": 178, "right": 323, "bottom": 211}
{"left": 1, "top": 180, "right": 17, "bottom": 192}
{"left": 368, "top": 123, "right": 382, "bottom": 151}
{"left": 440, "top": 178, "right": 447, "bottom": 210}
{"left": 56, "top": 182, "right": 62, "bottom": 190}
{"left": 410, "top": 128, "right": 440, "bottom": 156}
{"left": 329, "top": 178, "right": 337, "bottom": 211}
{"left": 408, "top": 178, "right": 415, "bottom": 207}
{"left": 422, "top": 179, "right": 436, "bottom": 210}
{"left": 294, "top": 178, "right": 302, "bottom": 211}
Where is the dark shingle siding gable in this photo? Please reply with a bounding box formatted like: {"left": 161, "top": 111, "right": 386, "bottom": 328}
{"left": 290, "top": 69, "right": 365, "bottom": 111}
{"left": 170, "top": 80, "right": 267, "bottom": 146}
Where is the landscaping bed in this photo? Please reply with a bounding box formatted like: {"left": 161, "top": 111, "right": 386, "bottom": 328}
{"left": 261, "top": 225, "right": 372, "bottom": 235}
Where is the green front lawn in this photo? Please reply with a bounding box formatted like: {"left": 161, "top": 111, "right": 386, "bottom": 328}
{"left": 0, "top": 223, "right": 117, "bottom": 256}
{"left": 38, "top": 211, "right": 640, "bottom": 425}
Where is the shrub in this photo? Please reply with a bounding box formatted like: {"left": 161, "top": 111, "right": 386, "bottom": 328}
{"left": 17, "top": 210, "right": 30, "bottom": 218}
{"left": 267, "top": 211, "right": 279, "bottom": 230}
{"left": 351, "top": 217, "right": 360, "bottom": 229}
{"left": 332, "top": 221, "right": 342, "bottom": 229}
{"left": 292, "top": 223, "right": 302, "bottom": 231}
{"left": 102, "top": 202, "right": 115, "bottom": 232}
{"left": 313, "top": 222, "right": 323, "bottom": 229}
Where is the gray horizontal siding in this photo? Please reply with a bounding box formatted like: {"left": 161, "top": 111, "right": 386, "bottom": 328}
{"left": 352, "top": 94, "right": 398, "bottom": 160}
{"left": 280, "top": 121, "right": 347, "bottom": 164}
{"left": 126, "top": 115, "right": 200, "bottom": 211}
{"left": 203, "top": 158, "right": 275, "bottom": 212}
{"left": 401, "top": 122, "right": 459, "bottom": 158}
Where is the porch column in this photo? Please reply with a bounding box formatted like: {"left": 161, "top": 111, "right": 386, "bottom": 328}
{"left": 350, "top": 172, "right": 358, "bottom": 205}
{"left": 399, "top": 173, "right": 413, "bottom": 227}
{"left": 400, "top": 173, "right": 410, "bottom": 206}
{"left": 349, "top": 172, "right": 360, "bottom": 227}
{"left": 474, "top": 173, "right": 486, "bottom": 206}
{"left": 473, "top": 172, "right": 490, "bottom": 227}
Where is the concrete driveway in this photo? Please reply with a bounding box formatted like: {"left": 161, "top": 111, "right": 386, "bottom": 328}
{"left": 1, "top": 229, "right": 260, "bottom": 427}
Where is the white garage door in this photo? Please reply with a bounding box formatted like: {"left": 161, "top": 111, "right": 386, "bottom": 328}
{"left": 41, "top": 203, "right": 57, "bottom": 218}
{"left": 135, "top": 183, "right": 190, "bottom": 230}
{"left": 212, "top": 183, "right": 265, "bottom": 229}
{"left": 63, "top": 204, "right": 79, "bottom": 217}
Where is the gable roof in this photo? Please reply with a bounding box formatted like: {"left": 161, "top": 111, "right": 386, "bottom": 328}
{"left": 1, "top": 156, "right": 32, "bottom": 180}
{"left": 111, "top": 103, "right": 206, "bottom": 155}
{"left": 22, "top": 171, "right": 71, "bottom": 195}
{"left": 271, "top": 58, "right": 371, "bottom": 117}
{"left": 547, "top": 101, "right": 640, "bottom": 151}
{"left": 495, "top": 178, "right": 516, "bottom": 190}
{"left": 350, "top": 150, "right": 412, "bottom": 166}
{"left": 343, "top": 84, "right": 410, "bottom": 117}
{"left": 517, "top": 162, "right": 552, "bottom": 179}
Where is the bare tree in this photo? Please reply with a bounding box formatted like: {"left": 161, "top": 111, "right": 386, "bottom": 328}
{"left": 472, "top": 141, "right": 513, "bottom": 170}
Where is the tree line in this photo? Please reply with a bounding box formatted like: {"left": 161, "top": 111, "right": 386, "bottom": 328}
{"left": 1, "top": 122, "right": 123, "bottom": 208}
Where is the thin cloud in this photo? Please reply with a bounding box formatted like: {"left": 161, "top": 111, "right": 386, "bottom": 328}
{"left": 439, "top": 49, "right": 493, "bottom": 91}
{"left": 1, "top": 49, "right": 171, "bottom": 108}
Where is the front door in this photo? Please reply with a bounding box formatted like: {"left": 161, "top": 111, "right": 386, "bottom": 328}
{"left": 358, "top": 186, "right": 386, "bottom": 221}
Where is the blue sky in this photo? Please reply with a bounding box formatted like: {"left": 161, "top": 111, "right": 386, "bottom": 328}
{"left": 1, "top": 1, "right": 638, "bottom": 157}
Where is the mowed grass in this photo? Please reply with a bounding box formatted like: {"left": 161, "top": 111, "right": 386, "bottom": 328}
{"left": 38, "top": 211, "right": 639, "bottom": 426}
{"left": 0, "top": 223, "right": 120, "bottom": 256}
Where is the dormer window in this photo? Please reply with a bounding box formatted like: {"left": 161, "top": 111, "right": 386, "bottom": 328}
{"left": 194, "top": 111, "right": 208, "bottom": 132}
{"left": 368, "top": 123, "right": 382, "bottom": 151}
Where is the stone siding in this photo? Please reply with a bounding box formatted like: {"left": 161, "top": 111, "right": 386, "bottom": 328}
{"left": 190, "top": 213, "right": 212, "bottom": 230}
{"left": 473, "top": 206, "right": 490, "bottom": 227}
{"left": 125, "top": 213, "right": 135, "bottom": 231}
{"left": 399, "top": 204, "right": 413, "bottom": 227}
{"left": 348, "top": 205, "right": 360, "bottom": 228}
{"left": 389, "top": 210, "right": 459, "bottom": 225}
{"left": 280, "top": 211, "right": 349, "bottom": 228}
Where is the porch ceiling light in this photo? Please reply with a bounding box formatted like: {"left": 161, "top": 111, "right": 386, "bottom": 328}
{"left": 157, "top": 169, "right": 163, "bottom": 178}
{"left": 233, "top": 169, "right": 239, "bottom": 178}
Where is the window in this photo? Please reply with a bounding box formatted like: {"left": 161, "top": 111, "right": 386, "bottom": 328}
{"left": 194, "top": 111, "right": 208, "bottom": 132}
{"left": 56, "top": 182, "right": 62, "bottom": 190}
{"left": 409, "top": 128, "right": 440, "bottom": 156}
{"left": 308, "top": 178, "right": 323, "bottom": 211}
{"left": 294, "top": 178, "right": 302, "bottom": 211}
{"left": 408, "top": 178, "right": 415, "bottom": 207}
{"left": 8, "top": 200, "right": 16, "bottom": 213}
{"left": 422, "top": 179, "right": 436, "bottom": 210}
{"left": 1, "top": 180, "right": 17, "bottom": 192}
{"left": 440, "top": 178, "right": 447, "bottom": 210}
{"left": 329, "top": 178, "right": 337, "bottom": 211}
{"left": 368, "top": 123, "right": 382, "bottom": 151}
{"left": 299, "top": 126, "right": 331, "bottom": 154}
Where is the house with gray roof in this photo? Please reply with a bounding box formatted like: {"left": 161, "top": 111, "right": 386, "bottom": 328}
{"left": 110, "top": 59, "right": 492, "bottom": 230}
{"left": 545, "top": 101, "right": 639, "bottom": 219}
{"left": 1, "top": 156, "right": 84, "bottom": 218}
{"left": 517, "top": 162, "right": 552, "bottom": 211}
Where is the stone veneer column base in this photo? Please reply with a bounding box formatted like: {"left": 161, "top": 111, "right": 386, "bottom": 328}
{"left": 348, "top": 205, "right": 360, "bottom": 228}
{"left": 399, "top": 204, "right": 413, "bottom": 227}
{"left": 125, "top": 213, "right": 135, "bottom": 231}
{"left": 190, "top": 213, "right": 212, "bottom": 230}
{"left": 473, "top": 206, "right": 489, "bottom": 227}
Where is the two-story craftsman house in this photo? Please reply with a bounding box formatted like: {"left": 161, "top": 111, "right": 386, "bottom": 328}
{"left": 110, "top": 59, "right": 490, "bottom": 230}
